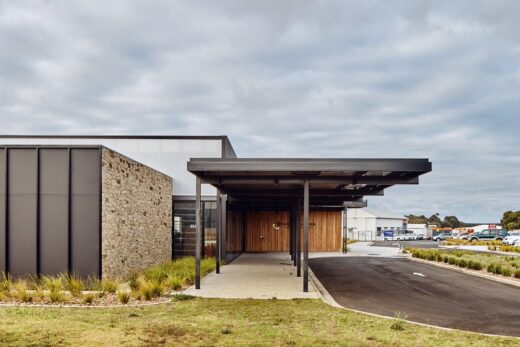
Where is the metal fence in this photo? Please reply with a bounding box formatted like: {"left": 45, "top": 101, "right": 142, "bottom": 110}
{"left": 347, "top": 229, "right": 378, "bottom": 241}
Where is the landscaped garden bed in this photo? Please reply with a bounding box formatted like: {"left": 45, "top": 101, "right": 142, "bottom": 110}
{"left": 442, "top": 239, "right": 503, "bottom": 246}
{"left": 405, "top": 248, "right": 520, "bottom": 281}
{"left": 489, "top": 245, "right": 520, "bottom": 254}
{"left": 0, "top": 257, "right": 215, "bottom": 306}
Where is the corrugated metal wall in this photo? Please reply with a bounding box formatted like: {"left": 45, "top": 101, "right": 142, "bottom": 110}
{"left": 0, "top": 146, "right": 101, "bottom": 279}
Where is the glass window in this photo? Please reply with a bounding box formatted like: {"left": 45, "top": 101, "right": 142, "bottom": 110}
{"left": 172, "top": 200, "right": 217, "bottom": 259}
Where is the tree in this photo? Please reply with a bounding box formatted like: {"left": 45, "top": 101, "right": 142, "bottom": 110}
{"left": 501, "top": 211, "right": 520, "bottom": 230}
{"left": 405, "top": 214, "right": 428, "bottom": 224}
{"left": 428, "top": 213, "right": 442, "bottom": 227}
{"left": 442, "top": 215, "right": 463, "bottom": 228}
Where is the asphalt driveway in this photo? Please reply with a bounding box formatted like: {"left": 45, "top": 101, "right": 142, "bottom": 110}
{"left": 310, "top": 257, "right": 520, "bottom": 336}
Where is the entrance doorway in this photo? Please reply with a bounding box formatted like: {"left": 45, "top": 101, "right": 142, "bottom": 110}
{"left": 245, "top": 211, "right": 290, "bottom": 252}
{"left": 243, "top": 210, "right": 342, "bottom": 252}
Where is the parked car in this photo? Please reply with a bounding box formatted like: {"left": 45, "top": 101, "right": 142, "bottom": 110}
{"left": 415, "top": 234, "right": 424, "bottom": 240}
{"left": 433, "top": 233, "right": 451, "bottom": 242}
{"left": 469, "top": 229, "right": 509, "bottom": 242}
{"left": 395, "top": 234, "right": 409, "bottom": 241}
{"left": 503, "top": 235, "right": 520, "bottom": 245}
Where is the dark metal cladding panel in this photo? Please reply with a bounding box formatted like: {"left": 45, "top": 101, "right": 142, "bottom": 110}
{"left": 39, "top": 149, "right": 69, "bottom": 275}
{"left": 0, "top": 149, "right": 5, "bottom": 273}
{"left": 70, "top": 149, "right": 100, "bottom": 278}
{"left": 8, "top": 149, "right": 37, "bottom": 277}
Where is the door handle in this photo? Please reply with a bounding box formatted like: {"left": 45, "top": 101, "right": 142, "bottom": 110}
{"left": 260, "top": 235, "right": 264, "bottom": 239}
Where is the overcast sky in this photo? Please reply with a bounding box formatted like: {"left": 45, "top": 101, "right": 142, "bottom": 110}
{"left": 1, "top": 1, "right": 519, "bottom": 222}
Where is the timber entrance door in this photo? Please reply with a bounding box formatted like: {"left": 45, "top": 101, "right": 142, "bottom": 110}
{"left": 245, "top": 211, "right": 290, "bottom": 252}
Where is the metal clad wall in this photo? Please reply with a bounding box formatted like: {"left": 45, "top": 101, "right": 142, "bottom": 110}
{"left": 0, "top": 150, "right": 5, "bottom": 273}
{"left": 39, "top": 149, "right": 69, "bottom": 275}
{"left": 71, "top": 149, "right": 100, "bottom": 278}
{"left": 8, "top": 149, "right": 37, "bottom": 277}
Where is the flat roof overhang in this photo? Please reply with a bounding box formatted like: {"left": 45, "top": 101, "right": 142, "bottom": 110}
{"left": 188, "top": 158, "right": 432, "bottom": 209}
{"left": 188, "top": 157, "right": 432, "bottom": 292}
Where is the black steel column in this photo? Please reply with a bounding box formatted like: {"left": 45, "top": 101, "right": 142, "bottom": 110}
{"left": 289, "top": 206, "right": 294, "bottom": 261}
{"left": 36, "top": 148, "right": 40, "bottom": 277}
{"left": 342, "top": 208, "right": 348, "bottom": 254}
{"left": 4, "top": 148, "right": 8, "bottom": 275}
{"left": 221, "top": 195, "right": 227, "bottom": 262}
{"left": 216, "top": 189, "right": 221, "bottom": 274}
{"left": 303, "top": 178, "right": 309, "bottom": 292}
{"left": 195, "top": 176, "right": 202, "bottom": 289}
{"left": 67, "top": 148, "right": 72, "bottom": 275}
{"left": 296, "top": 197, "right": 301, "bottom": 277}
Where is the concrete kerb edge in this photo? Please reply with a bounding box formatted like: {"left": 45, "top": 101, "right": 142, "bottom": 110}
{"left": 308, "top": 265, "right": 520, "bottom": 339}
{"left": 408, "top": 256, "right": 520, "bottom": 288}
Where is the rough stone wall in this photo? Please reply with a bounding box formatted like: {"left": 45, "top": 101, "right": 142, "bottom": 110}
{"left": 101, "top": 148, "right": 172, "bottom": 279}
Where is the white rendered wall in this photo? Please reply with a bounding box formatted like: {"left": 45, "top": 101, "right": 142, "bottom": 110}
{"left": 0, "top": 138, "right": 222, "bottom": 196}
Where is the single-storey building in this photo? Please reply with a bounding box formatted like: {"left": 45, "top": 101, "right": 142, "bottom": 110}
{"left": 346, "top": 208, "right": 408, "bottom": 241}
{"left": 0, "top": 135, "right": 431, "bottom": 291}
{"left": 407, "top": 223, "right": 429, "bottom": 238}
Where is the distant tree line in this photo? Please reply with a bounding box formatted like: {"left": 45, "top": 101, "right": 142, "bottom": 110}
{"left": 405, "top": 213, "right": 465, "bottom": 228}
{"left": 406, "top": 210, "right": 520, "bottom": 230}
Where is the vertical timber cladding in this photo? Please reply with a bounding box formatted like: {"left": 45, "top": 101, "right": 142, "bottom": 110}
{"left": 39, "top": 149, "right": 69, "bottom": 275}
{"left": 300, "top": 211, "right": 342, "bottom": 252}
{"left": 245, "top": 210, "right": 342, "bottom": 252}
{"left": 246, "top": 211, "right": 290, "bottom": 252}
{"left": 8, "top": 149, "right": 38, "bottom": 277}
{"left": 71, "top": 149, "right": 101, "bottom": 279}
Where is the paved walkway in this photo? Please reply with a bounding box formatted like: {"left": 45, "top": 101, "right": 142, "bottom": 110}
{"left": 184, "top": 253, "right": 320, "bottom": 299}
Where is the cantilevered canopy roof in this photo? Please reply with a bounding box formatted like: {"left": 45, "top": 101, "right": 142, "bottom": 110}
{"left": 188, "top": 158, "right": 432, "bottom": 208}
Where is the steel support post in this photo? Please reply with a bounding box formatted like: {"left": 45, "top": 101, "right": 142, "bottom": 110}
{"left": 216, "top": 189, "right": 221, "bottom": 274}
{"left": 221, "top": 195, "right": 227, "bottom": 262}
{"left": 195, "top": 177, "right": 202, "bottom": 289}
{"left": 296, "top": 197, "right": 301, "bottom": 277}
{"left": 303, "top": 179, "right": 309, "bottom": 292}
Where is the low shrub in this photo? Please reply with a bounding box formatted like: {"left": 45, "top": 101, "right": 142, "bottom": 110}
{"left": 467, "top": 260, "right": 483, "bottom": 271}
{"left": 101, "top": 279, "right": 119, "bottom": 294}
{"left": 65, "top": 274, "right": 84, "bottom": 297}
{"left": 83, "top": 293, "right": 95, "bottom": 305}
{"left": 138, "top": 278, "right": 163, "bottom": 301}
{"left": 34, "top": 284, "right": 46, "bottom": 301}
{"left": 500, "top": 266, "right": 513, "bottom": 277}
{"left": 13, "top": 281, "right": 32, "bottom": 303}
{"left": 117, "top": 291, "right": 131, "bottom": 304}
{"left": 514, "top": 269, "right": 520, "bottom": 279}
{"left": 42, "top": 275, "right": 63, "bottom": 292}
{"left": 165, "top": 274, "right": 183, "bottom": 291}
{"left": 448, "top": 256, "right": 458, "bottom": 265}
{"left": 48, "top": 290, "right": 64, "bottom": 303}
{"left": 457, "top": 258, "right": 468, "bottom": 268}
{"left": 0, "top": 273, "right": 11, "bottom": 295}
{"left": 128, "top": 272, "right": 140, "bottom": 291}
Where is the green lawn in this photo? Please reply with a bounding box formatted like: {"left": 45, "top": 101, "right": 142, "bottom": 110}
{"left": 0, "top": 298, "right": 517, "bottom": 346}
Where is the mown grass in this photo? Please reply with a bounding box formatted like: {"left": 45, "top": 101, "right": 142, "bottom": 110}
{"left": 0, "top": 298, "right": 517, "bottom": 346}
{"left": 406, "top": 248, "right": 520, "bottom": 279}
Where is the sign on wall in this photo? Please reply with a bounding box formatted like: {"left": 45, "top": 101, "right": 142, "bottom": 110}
{"left": 384, "top": 230, "right": 394, "bottom": 238}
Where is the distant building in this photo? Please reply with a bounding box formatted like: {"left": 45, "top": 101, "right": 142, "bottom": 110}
{"left": 346, "top": 208, "right": 407, "bottom": 241}
{"left": 407, "top": 223, "right": 429, "bottom": 237}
